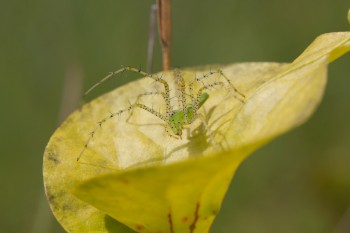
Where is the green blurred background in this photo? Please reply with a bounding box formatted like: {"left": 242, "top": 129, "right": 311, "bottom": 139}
{"left": 1, "top": 0, "right": 350, "bottom": 232}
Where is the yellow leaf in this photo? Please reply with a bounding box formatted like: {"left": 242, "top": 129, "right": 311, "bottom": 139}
{"left": 43, "top": 31, "right": 350, "bottom": 233}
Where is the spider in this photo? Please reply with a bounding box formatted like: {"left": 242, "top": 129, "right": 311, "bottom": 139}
{"left": 77, "top": 66, "right": 245, "bottom": 161}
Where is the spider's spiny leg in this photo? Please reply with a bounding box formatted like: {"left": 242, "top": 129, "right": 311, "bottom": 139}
{"left": 196, "top": 81, "right": 225, "bottom": 102}
{"left": 77, "top": 109, "right": 126, "bottom": 161}
{"left": 174, "top": 69, "right": 188, "bottom": 121}
{"left": 77, "top": 103, "right": 167, "bottom": 161}
{"left": 132, "top": 103, "right": 167, "bottom": 121}
{"left": 189, "top": 73, "right": 197, "bottom": 112}
{"left": 217, "top": 69, "right": 245, "bottom": 102}
{"left": 83, "top": 67, "right": 124, "bottom": 96}
{"left": 164, "top": 125, "right": 181, "bottom": 140}
{"left": 189, "top": 70, "right": 221, "bottom": 107}
{"left": 189, "top": 81, "right": 225, "bottom": 123}
{"left": 126, "top": 91, "right": 164, "bottom": 122}
{"left": 190, "top": 70, "right": 221, "bottom": 85}
{"left": 84, "top": 66, "right": 171, "bottom": 100}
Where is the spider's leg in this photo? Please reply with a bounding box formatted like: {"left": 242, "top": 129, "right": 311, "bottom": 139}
{"left": 217, "top": 69, "right": 245, "bottom": 102}
{"left": 84, "top": 67, "right": 171, "bottom": 105}
{"left": 189, "top": 81, "right": 225, "bottom": 123}
{"left": 189, "top": 69, "right": 245, "bottom": 104}
{"left": 189, "top": 69, "right": 222, "bottom": 108}
{"left": 174, "top": 69, "right": 188, "bottom": 122}
{"left": 83, "top": 66, "right": 130, "bottom": 96}
{"left": 77, "top": 103, "right": 167, "bottom": 161}
{"left": 126, "top": 91, "right": 164, "bottom": 122}
{"left": 164, "top": 124, "right": 181, "bottom": 140}
{"left": 189, "top": 69, "right": 221, "bottom": 85}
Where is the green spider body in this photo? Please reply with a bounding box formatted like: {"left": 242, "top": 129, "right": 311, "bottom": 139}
{"left": 168, "top": 92, "right": 209, "bottom": 137}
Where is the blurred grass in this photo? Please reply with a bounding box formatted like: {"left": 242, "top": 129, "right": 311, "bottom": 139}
{"left": 0, "top": 0, "right": 349, "bottom": 232}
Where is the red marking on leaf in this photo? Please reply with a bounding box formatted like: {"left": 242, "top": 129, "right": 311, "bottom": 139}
{"left": 168, "top": 210, "right": 174, "bottom": 233}
{"left": 189, "top": 202, "right": 200, "bottom": 233}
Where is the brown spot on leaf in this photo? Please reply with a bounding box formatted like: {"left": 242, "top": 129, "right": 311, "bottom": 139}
{"left": 48, "top": 154, "right": 60, "bottom": 164}
{"left": 119, "top": 178, "right": 129, "bottom": 184}
{"left": 168, "top": 210, "right": 174, "bottom": 233}
{"left": 182, "top": 216, "right": 189, "bottom": 224}
{"left": 189, "top": 202, "right": 200, "bottom": 233}
{"left": 45, "top": 148, "right": 60, "bottom": 164}
{"left": 135, "top": 224, "right": 145, "bottom": 231}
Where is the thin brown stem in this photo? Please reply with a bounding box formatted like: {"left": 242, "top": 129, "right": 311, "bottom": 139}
{"left": 157, "top": 0, "right": 171, "bottom": 71}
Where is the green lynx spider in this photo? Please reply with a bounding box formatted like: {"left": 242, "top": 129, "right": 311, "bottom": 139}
{"left": 77, "top": 66, "right": 245, "bottom": 161}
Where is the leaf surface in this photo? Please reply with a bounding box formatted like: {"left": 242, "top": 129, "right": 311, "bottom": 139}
{"left": 43, "top": 32, "right": 350, "bottom": 233}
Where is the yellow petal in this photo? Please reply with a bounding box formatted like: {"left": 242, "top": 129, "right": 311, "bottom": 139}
{"left": 44, "top": 31, "right": 350, "bottom": 233}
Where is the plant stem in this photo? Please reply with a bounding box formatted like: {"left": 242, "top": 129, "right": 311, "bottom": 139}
{"left": 157, "top": 0, "right": 171, "bottom": 71}
{"left": 147, "top": 4, "right": 157, "bottom": 73}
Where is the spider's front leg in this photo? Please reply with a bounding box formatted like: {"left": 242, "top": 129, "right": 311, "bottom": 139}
{"left": 126, "top": 91, "right": 165, "bottom": 123}
{"left": 77, "top": 102, "right": 168, "bottom": 161}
